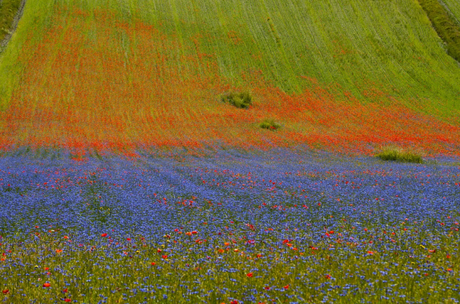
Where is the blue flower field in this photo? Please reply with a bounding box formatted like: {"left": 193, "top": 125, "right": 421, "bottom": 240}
{"left": 0, "top": 149, "right": 459, "bottom": 303}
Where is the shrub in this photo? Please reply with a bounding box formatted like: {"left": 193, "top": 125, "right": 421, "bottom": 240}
{"left": 259, "top": 119, "right": 281, "bottom": 131}
{"left": 375, "top": 147, "right": 423, "bottom": 163}
{"left": 221, "top": 91, "right": 253, "bottom": 109}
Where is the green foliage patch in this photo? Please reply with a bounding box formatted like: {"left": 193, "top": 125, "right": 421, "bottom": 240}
{"left": 376, "top": 146, "right": 424, "bottom": 163}
{"left": 259, "top": 119, "right": 281, "bottom": 131}
{"left": 418, "top": 0, "right": 460, "bottom": 62}
{"left": 221, "top": 91, "right": 253, "bottom": 109}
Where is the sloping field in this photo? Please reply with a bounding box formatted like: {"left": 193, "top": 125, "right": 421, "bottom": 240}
{"left": 1, "top": 0, "right": 460, "bottom": 156}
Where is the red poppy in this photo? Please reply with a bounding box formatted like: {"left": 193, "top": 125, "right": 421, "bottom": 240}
{"left": 246, "top": 272, "right": 253, "bottom": 278}
{"left": 284, "top": 285, "right": 289, "bottom": 289}
{"left": 151, "top": 262, "right": 156, "bottom": 265}
{"left": 43, "top": 283, "right": 50, "bottom": 288}
{"left": 126, "top": 238, "right": 131, "bottom": 241}
{"left": 325, "top": 274, "right": 331, "bottom": 279}
{"left": 264, "top": 286, "right": 270, "bottom": 290}
{"left": 64, "top": 299, "right": 71, "bottom": 302}
{"left": 62, "top": 288, "right": 68, "bottom": 293}
{"left": 161, "top": 255, "right": 168, "bottom": 259}
{"left": 2, "top": 289, "right": 8, "bottom": 294}
{"left": 101, "top": 233, "right": 107, "bottom": 237}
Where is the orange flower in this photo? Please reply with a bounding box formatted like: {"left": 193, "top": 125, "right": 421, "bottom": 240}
{"left": 43, "top": 283, "right": 50, "bottom": 288}
{"left": 55, "top": 249, "right": 63, "bottom": 254}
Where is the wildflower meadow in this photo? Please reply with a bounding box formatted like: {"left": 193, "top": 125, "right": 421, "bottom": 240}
{"left": 0, "top": 149, "right": 459, "bottom": 303}
{"left": 1, "top": 0, "right": 460, "bottom": 303}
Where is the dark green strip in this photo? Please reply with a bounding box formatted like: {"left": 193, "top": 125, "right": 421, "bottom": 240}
{"left": 0, "top": 0, "right": 24, "bottom": 53}
{"left": 418, "top": 0, "right": 460, "bottom": 62}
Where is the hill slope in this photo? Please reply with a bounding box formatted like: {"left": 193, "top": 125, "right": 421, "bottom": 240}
{"left": 1, "top": 0, "right": 460, "bottom": 156}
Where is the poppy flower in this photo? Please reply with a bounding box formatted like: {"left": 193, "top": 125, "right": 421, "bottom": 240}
{"left": 284, "top": 285, "right": 289, "bottom": 289}
{"left": 264, "top": 286, "right": 270, "bottom": 290}
{"left": 246, "top": 272, "right": 253, "bottom": 278}
{"left": 2, "top": 289, "right": 8, "bottom": 294}
{"left": 43, "top": 283, "right": 50, "bottom": 288}
{"left": 161, "top": 255, "right": 168, "bottom": 259}
{"left": 325, "top": 274, "right": 331, "bottom": 279}
{"left": 64, "top": 299, "right": 71, "bottom": 303}
{"left": 101, "top": 233, "right": 107, "bottom": 237}
{"left": 151, "top": 262, "right": 156, "bottom": 265}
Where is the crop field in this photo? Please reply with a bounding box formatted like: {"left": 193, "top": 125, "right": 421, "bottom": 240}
{"left": 1, "top": 0, "right": 460, "bottom": 303}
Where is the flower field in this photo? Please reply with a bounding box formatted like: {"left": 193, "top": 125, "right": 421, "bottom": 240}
{"left": 1, "top": 0, "right": 460, "bottom": 156}
{"left": 1, "top": 0, "right": 460, "bottom": 303}
{"left": 0, "top": 150, "right": 459, "bottom": 303}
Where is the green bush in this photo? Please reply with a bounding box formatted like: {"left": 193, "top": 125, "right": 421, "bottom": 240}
{"left": 418, "top": 0, "right": 460, "bottom": 62}
{"left": 259, "top": 119, "right": 281, "bottom": 131}
{"left": 376, "top": 147, "right": 424, "bottom": 163}
{"left": 221, "top": 91, "right": 253, "bottom": 109}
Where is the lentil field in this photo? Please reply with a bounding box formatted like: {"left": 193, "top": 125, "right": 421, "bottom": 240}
{"left": 1, "top": 0, "right": 460, "bottom": 303}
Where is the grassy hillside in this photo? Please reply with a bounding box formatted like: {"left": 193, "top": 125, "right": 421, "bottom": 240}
{"left": 1, "top": 0, "right": 460, "bottom": 156}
